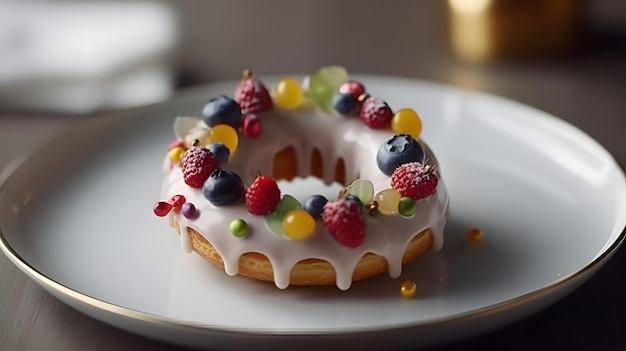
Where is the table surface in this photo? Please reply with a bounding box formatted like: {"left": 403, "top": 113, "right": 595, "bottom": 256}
{"left": 2, "top": 13, "right": 626, "bottom": 351}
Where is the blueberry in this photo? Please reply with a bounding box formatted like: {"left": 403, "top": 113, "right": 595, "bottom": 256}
{"left": 207, "top": 142, "right": 230, "bottom": 165}
{"left": 202, "top": 95, "right": 243, "bottom": 128}
{"left": 376, "top": 134, "right": 425, "bottom": 176}
{"left": 202, "top": 170, "right": 245, "bottom": 206}
{"left": 303, "top": 194, "right": 328, "bottom": 219}
{"left": 332, "top": 92, "right": 357, "bottom": 115}
{"left": 345, "top": 195, "right": 363, "bottom": 209}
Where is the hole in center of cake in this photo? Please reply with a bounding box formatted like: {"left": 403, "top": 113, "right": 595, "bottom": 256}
{"left": 271, "top": 145, "right": 353, "bottom": 186}
{"left": 276, "top": 177, "right": 345, "bottom": 205}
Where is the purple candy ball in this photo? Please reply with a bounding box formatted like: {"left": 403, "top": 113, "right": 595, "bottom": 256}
{"left": 181, "top": 202, "right": 197, "bottom": 219}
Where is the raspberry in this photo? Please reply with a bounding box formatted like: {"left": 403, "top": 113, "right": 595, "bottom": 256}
{"left": 245, "top": 175, "right": 281, "bottom": 215}
{"left": 234, "top": 70, "right": 273, "bottom": 114}
{"left": 181, "top": 145, "right": 219, "bottom": 188}
{"left": 322, "top": 198, "right": 365, "bottom": 248}
{"left": 390, "top": 162, "right": 438, "bottom": 201}
{"left": 359, "top": 97, "right": 393, "bottom": 129}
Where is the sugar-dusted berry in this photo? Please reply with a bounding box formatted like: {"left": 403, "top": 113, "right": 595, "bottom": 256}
{"left": 359, "top": 96, "right": 393, "bottom": 129}
{"left": 322, "top": 198, "right": 365, "bottom": 248}
{"left": 245, "top": 175, "right": 281, "bottom": 215}
{"left": 181, "top": 143, "right": 219, "bottom": 188}
{"left": 234, "top": 69, "right": 273, "bottom": 114}
{"left": 390, "top": 162, "right": 438, "bottom": 201}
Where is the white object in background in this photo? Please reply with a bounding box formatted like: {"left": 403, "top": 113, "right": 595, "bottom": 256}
{"left": 0, "top": 1, "right": 178, "bottom": 113}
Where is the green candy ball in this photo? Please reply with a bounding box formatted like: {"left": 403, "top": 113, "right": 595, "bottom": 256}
{"left": 230, "top": 218, "right": 249, "bottom": 238}
{"left": 398, "top": 197, "right": 417, "bottom": 217}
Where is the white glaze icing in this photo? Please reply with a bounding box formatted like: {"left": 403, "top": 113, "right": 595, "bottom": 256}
{"left": 161, "top": 108, "right": 449, "bottom": 290}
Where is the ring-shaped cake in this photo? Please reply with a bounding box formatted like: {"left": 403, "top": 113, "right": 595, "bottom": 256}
{"left": 155, "top": 67, "right": 449, "bottom": 290}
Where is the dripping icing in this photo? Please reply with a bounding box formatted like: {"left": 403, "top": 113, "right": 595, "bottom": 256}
{"left": 163, "top": 108, "right": 449, "bottom": 290}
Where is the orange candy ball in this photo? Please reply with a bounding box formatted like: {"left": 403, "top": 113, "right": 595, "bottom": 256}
{"left": 391, "top": 108, "right": 422, "bottom": 138}
{"left": 208, "top": 124, "right": 238, "bottom": 154}
{"left": 282, "top": 210, "right": 316, "bottom": 240}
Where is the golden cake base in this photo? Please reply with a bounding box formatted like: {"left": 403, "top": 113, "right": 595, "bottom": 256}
{"left": 170, "top": 216, "right": 433, "bottom": 286}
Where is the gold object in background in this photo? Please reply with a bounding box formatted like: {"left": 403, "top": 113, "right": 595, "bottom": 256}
{"left": 445, "top": 0, "right": 585, "bottom": 63}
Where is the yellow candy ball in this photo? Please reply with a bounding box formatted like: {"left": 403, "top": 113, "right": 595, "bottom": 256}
{"left": 282, "top": 209, "right": 316, "bottom": 240}
{"left": 391, "top": 108, "right": 422, "bottom": 138}
{"left": 374, "top": 188, "right": 402, "bottom": 215}
{"left": 168, "top": 147, "right": 186, "bottom": 163}
{"left": 274, "top": 77, "right": 304, "bottom": 110}
{"left": 208, "top": 124, "right": 238, "bottom": 154}
{"left": 400, "top": 280, "right": 417, "bottom": 299}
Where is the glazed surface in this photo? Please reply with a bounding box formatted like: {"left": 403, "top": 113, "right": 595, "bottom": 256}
{"left": 162, "top": 108, "right": 449, "bottom": 290}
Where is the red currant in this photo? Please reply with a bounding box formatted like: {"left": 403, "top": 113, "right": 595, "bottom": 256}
{"left": 168, "top": 194, "right": 186, "bottom": 208}
{"left": 243, "top": 114, "right": 262, "bottom": 138}
{"left": 153, "top": 201, "right": 173, "bottom": 217}
{"left": 339, "top": 81, "right": 366, "bottom": 101}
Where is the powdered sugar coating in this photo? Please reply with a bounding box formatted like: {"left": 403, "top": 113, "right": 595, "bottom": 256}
{"left": 323, "top": 199, "right": 366, "bottom": 248}
{"left": 391, "top": 162, "right": 439, "bottom": 200}
{"left": 360, "top": 97, "right": 393, "bottom": 128}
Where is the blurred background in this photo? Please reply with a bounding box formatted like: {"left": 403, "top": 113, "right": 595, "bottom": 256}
{"left": 0, "top": 0, "right": 624, "bottom": 114}
{"left": 2, "top": 1, "right": 626, "bottom": 350}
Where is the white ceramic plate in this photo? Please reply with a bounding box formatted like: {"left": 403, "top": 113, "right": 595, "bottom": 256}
{"left": 1, "top": 76, "right": 625, "bottom": 350}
